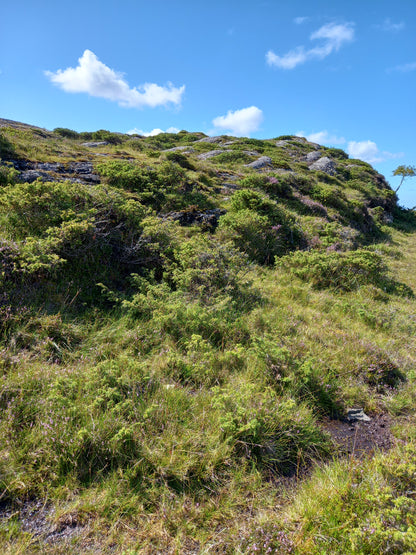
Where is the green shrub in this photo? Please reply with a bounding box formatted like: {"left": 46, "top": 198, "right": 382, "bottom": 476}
{"left": 277, "top": 250, "right": 389, "bottom": 291}
{"left": 240, "top": 174, "right": 292, "bottom": 198}
{"left": 0, "top": 132, "right": 16, "bottom": 158}
{"left": 219, "top": 209, "right": 283, "bottom": 264}
{"left": 212, "top": 383, "right": 330, "bottom": 474}
{"left": 53, "top": 127, "right": 79, "bottom": 140}
{"left": 325, "top": 148, "right": 348, "bottom": 160}
{"left": 214, "top": 151, "right": 252, "bottom": 164}
{"left": 164, "top": 151, "right": 195, "bottom": 169}
{"left": 171, "top": 234, "right": 249, "bottom": 299}
{"left": 0, "top": 162, "right": 18, "bottom": 186}
{"left": 91, "top": 129, "right": 123, "bottom": 145}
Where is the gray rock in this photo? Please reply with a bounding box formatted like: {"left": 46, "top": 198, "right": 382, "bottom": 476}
{"left": 18, "top": 170, "right": 53, "bottom": 183}
{"left": 81, "top": 141, "right": 109, "bottom": 147}
{"left": 244, "top": 156, "right": 272, "bottom": 169}
{"left": 163, "top": 146, "right": 195, "bottom": 152}
{"left": 197, "top": 150, "right": 226, "bottom": 160}
{"left": 243, "top": 150, "right": 259, "bottom": 156}
{"left": 304, "top": 151, "right": 322, "bottom": 164}
{"left": 275, "top": 140, "right": 290, "bottom": 147}
{"left": 36, "top": 162, "right": 66, "bottom": 172}
{"left": 195, "top": 136, "right": 224, "bottom": 144}
{"left": 164, "top": 208, "right": 226, "bottom": 229}
{"left": 346, "top": 408, "right": 371, "bottom": 422}
{"left": 68, "top": 162, "right": 94, "bottom": 174}
{"left": 309, "top": 156, "right": 336, "bottom": 175}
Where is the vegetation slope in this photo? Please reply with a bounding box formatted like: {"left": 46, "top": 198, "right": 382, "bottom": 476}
{"left": 0, "top": 121, "right": 415, "bottom": 553}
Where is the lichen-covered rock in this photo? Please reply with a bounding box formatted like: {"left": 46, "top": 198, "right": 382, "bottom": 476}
{"left": 244, "top": 156, "right": 272, "bottom": 169}
{"left": 163, "top": 146, "right": 195, "bottom": 153}
{"left": 309, "top": 156, "right": 336, "bottom": 175}
{"left": 305, "top": 151, "right": 322, "bottom": 164}
{"left": 164, "top": 208, "right": 226, "bottom": 229}
{"left": 197, "top": 150, "right": 227, "bottom": 160}
{"left": 18, "top": 170, "right": 54, "bottom": 183}
{"left": 81, "top": 141, "right": 109, "bottom": 147}
{"left": 195, "top": 136, "right": 225, "bottom": 144}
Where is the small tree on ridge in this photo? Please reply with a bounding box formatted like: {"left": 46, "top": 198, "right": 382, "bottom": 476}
{"left": 393, "top": 165, "right": 416, "bottom": 193}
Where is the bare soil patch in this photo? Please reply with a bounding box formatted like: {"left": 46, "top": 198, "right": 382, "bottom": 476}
{"left": 322, "top": 413, "right": 393, "bottom": 458}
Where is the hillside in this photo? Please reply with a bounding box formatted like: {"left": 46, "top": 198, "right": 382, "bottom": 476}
{"left": 1, "top": 120, "right": 416, "bottom": 553}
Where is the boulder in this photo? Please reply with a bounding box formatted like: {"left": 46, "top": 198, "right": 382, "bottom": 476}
{"left": 244, "top": 156, "right": 272, "bottom": 169}
{"left": 197, "top": 150, "right": 226, "bottom": 160}
{"left": 309, "top": 156, "right": 336, "bottom": 175}
{"left": 195, "top": 136, "right": 224, "bottom": 144}
{"left": 81, "top": 141, "right": 109, "bottom": 147}
{"left": 163, "top": 146, "right": 195, "bottom": 153}
{"left": 18, "top": 170, "right": 53, "bottom": 183}
{"left": 304, "top": 151, "right": 322, "bottom": 164}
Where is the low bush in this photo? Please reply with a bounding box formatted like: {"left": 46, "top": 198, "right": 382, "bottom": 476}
{"left": 277, "top": 250, "right": 389, "bottom": 291}
{"left": 53, "top": 127, "right": 79, "bottom": 140}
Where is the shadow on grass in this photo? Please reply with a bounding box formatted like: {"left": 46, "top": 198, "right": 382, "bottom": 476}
{"left": 0, "top": 131, "right": 17, "bottom": 160}
{"left": 391, "top": 206, "right": 416, "bottom": 233}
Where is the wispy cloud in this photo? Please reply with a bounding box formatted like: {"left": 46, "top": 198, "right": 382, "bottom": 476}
{"left": 266, "top": 22, "right": 354, "bottom": 69}
{"left": 375, "top": 18, "right": 405, "bottom": 32}
{"left": 45, "top": 50, "right": 185, "bottom": 109}
{"left": 296, "top": 130, "right": 346, "bottom": 145}
{"left": 127, "top": 127, "right": 180, "bottom": 136}
{"left": 347, "top": 140, "right": 403, "bottom": 163}
{"left": 388, "top": 61, "right": 416, "bottom": 73}
{"left": 212, "top": 106, "right": 263, "bottom": 136}
{"left": 294, "top": 16, "right": 309, "bottom": 25}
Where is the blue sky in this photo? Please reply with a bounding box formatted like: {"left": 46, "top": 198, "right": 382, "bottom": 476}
{"left": 1, "top": 0, "right": 415, "bottom": 206}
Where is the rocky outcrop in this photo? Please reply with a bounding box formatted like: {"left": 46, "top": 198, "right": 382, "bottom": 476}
{"left": 81, "top": 141, "right": 109, "bottom": 147}
{"left": 197, "top": 150, "right": 227, "bottom": 160}
{"left": 164, "top": 208, "right": 226, "bottom": 229}
{"left": 244, "top": 156, "right": 272, "bottom": 169}
{"left": 7, "top": 160, "right": 100, "bottom": 185}
{"left": 163, "top": 146, "right": 195, "bottom": 153}
{"left": 195, "top": 136, "right": 225, "bottom": 144}
{"left": 309, "top": 156, "right": 336, "bottom": 175}
{"left": 304, "top": 151, "right": 322, "bottom": 164}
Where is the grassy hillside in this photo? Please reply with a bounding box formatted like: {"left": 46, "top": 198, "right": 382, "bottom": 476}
{"left": 0, "top": 121, "right": 415, "bottom": 553}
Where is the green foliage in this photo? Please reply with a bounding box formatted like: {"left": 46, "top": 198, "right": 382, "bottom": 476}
{"left": 213, "top": 150, "right": 252, "bottom": 164}
{"left": 53, "top": 127, "right": 79, "bottom": 139}
{"left": 277, "top": 249, "right": 398, "bottom": 292}
{"left": 0, "top": 162, "right": 19, "bottom": 186}
{"left": 91, "top": 129, "right": 123, "bottom": 144}
{"left": 219, "top": 189, "right": 303, "bottom": 264}
{"left": 164, "top": 150, "right": 195, "bottom": 169}
{"left": 212, "top": 383, "right": 330, "bottom": 474}
{"left": 0, "top": 132, "right": 17, "bottom": 158}
{"left": 240, "top": 173, "right": 293, "bottom": 197}
{"left": 171, "top": 234, "right": 249, "bottom": 299}
{"left": 393, "top": 164, "right": 416, "bottom": 193}
{"left": 325, "top": 147, "right": 349, "bottom": 160}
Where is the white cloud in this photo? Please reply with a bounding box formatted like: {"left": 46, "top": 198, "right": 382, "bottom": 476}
{"left": 347, "top": 140, "right": 403, "bottom": 163}
{"left": 267, "top": 22, "right": 354, "bottom": 69}
{"left": 45, "top": 50, "right": 185, "bottom": 109}
{"left": 389, "top": 61, "right": 416, "bottom": 73}
{"left": 294, "top": 16, "right": 309, "bottom": 25}
{"left": 296, "top": 130, "right": 346, "bottom": 145}
{"left": 376, "top": 18, "right": 405, "bottom": 32}
{"left": 212, "top": 106, "right": 263, "bottom": 136}
{"left": 127, "top": 127, "right": 180, "bottom": 136}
